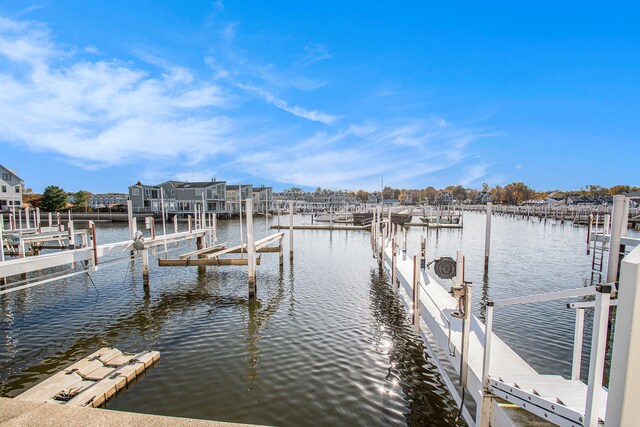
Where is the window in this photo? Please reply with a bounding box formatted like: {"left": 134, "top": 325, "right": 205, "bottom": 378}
{"left": 145, "top": 189, "right": 149, "bottom": 196}
{"left": 171, "top": 189, "right": 175, "bottom": 195}
{"left": 132, "top": 188, "right": 140, "bottom": 196}
{"left": 2, "top": 173, "right": 11, "bottom": 181}
{"left": 1, "top": 185, "right": 5, "bottom": 192}
{"left": 15, "top": 186, "right": 20, "bottom": 193}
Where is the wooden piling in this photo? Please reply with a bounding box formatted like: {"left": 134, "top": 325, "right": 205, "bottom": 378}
{"left": 412, "top": 254, "right": 420, "bottom": 332}
{"left": 195, "top": 230, "right": 206, "bottom": 273}
{"left": 484, "top": 202, "right": 492, "bottom": 271}
{"left": 141, "top": 248, "right": 150, "bottom": 287}
{"left": 289, "top": 200, "right": 294, "bottom": 260}
{"left": 246, "top": 199, "right": 257, "bottom": 298}
{"left": 391, "top": 237, "right": 397, "bottom": 291}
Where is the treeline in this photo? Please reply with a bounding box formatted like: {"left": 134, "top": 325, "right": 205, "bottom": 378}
{"left": 280, "top": 183, "right": 639, "bottom": 204}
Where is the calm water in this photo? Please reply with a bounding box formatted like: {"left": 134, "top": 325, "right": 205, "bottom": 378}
{"left": 1, "top": 212, "right": 636, "bottom": 425}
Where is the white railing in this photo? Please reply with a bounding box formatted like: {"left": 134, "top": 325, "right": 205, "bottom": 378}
{"left": 482, "top": 284, "right": 614, "bottom": 427}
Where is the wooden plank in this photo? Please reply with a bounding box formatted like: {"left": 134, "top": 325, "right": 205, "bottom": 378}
{"left": 159, "top": 257, "right": 262, "bottom": 267}
{"left": 16, "top": 372, "right": 84, "bottom": 402}
{"left": 178, "top": 242, "right": 227, "bottom": 259}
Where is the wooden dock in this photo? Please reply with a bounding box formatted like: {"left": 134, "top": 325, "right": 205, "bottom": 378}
{"left": 16, "top": 347, "right": 159, "bottom": 408}
{"left": 270, "top": 224, "right": 368, "bottom": 231}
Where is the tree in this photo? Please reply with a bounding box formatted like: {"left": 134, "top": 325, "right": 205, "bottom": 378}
{"left": 355, "top": 190, "right": 369, "bottom": 202}
{"left": 73, "top": 190, "right": 91, "bottom": 208}
{"left": 608, "top": 185, "right": 631, "bottom": 196}
{"left": 382, "top": 186, "right": 394, "bottom": 200}
{"left": 422, "top": 186, "right": 437, "bottom": 204}
{"left": 451, "top": 185, "right": 467, "bottom": 202}
{"left": 41, "top": 186, "right": 67, "bottom": 211}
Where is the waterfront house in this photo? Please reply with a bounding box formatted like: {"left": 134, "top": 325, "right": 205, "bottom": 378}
{"left": 89, "top": 193, "right": 129, "bottom": 208}
{"left": 252, "top": 186, "right": 273, "bottom": 213}
{"left": 0, "top": 165, "right": 24, "bottom": 212}
{"left": 129, "top": 180, "right": 227, "bottom": 214}
{"left": 435, "top": 191, "right": 453, "bottom": 205}
{"left": 226, "top": 185, "right": 253, "bottom": 214}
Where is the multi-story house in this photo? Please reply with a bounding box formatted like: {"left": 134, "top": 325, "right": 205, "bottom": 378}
{"left": 128, "top": 180, "right": 227, "bottom": 214}
{"left": 225, "top": 185, "right": 254, "bottom": 214}
{"left": 252, "top": 186, "right": 273, "bottom": 213}
{"left": 89, "top": 193, "right": 129, "bottom": 208}
{"left": 0, "top": 165, "right": 24, "bottom": 212}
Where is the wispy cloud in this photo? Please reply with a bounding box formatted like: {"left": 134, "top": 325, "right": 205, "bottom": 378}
{"left": 238, "top": 83, "right": 338, "bottom": 125}
{"left": 0, "top": 16, "right": 238, "bottom": 168}
{"left": 0, "top": 14, "right": 493, "bottom": 190}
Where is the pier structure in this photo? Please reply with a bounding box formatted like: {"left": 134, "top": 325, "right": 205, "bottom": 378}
{"left": 372, "top": 203, "right": 640, "bottom": 426}
{"left": 1, "top": 198, "right": 287, "bottom": 298}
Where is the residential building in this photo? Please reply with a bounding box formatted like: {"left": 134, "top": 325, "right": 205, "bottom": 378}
{"left": 226, "top": 185, "right": 253, "bottom": 214}
{"left": 89, "top": 193, "right": 128, "bottom": 208}
{"left": 0, "top": 165, "right": 24, "bottom": 211}
{"left": 128, "top": 180, "right": 227, "bottom": 214}
{"left": 436, "top": 191, "right": 453, "bottom": 205}
{"left": 252, "top": 186, "right": 274, "bottom": 213}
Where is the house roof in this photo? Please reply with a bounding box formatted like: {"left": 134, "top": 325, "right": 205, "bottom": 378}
{"left": 176, "top": 181, "right": 226, "bottom": 189}
{"left": 129, "top": 181, "right": 159, "bottom": 188}
{"left": 226, "top": 184, "right": 251, "bottom": 190}
{"left": 0, "top": 165, "right": 24, "bottom": 183}
{"left": 253, "top": 187, "right": 272, "bottom": 192}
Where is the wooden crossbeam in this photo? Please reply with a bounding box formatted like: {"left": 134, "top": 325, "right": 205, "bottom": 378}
{"left": 178, "top": 242, "right": 227, "bottom": 259}
{"left": 159, "top": 257, "right": 262, "bottom": 267}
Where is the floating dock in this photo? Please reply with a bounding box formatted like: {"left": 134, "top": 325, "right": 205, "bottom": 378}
{"left": 16, "top": 347, "right": 159, "bottom": 408}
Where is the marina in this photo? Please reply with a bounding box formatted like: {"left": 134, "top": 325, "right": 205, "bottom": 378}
{"left": 2, "top": 195, "right": 640, "bottom": 426}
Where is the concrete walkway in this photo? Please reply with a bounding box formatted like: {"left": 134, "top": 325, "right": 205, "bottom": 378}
{"left": 0, "top": 398, "right": 260, "bottom": 427}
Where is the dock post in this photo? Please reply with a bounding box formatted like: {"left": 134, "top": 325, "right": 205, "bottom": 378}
{"left": 484, "top": 202, "right": 492, "bottom": 272}
{"left": 391, "top": 238, "right": 397, "bottom": 291}
{"left": 403, "top": 226, "right": 407, "bottom": 254}
{"left": 89, "top": 221, "right": 98, "bottom": 271}
{"left": 458, "top": 253, "right": 471, "bottom": 389}
{"left": 606, "top": 244, "right": 640, "bottom": 426}
{"left": 196, "top": 234, "right": 206, "bottom": 275}
{"left": 25, "top": 207, "right": 30, "bottom": 229}
{"left": 585, "top": 284, "right": 611, "bottom": 427}
{"left": 48, "top": 212, "right": 52, "bottom": 229}
{"left": 0, "top": 214, "right": 5, "bottom": 286}
{"left": 141, "top": 248, "right": 150, "bottom": 288}
{"left": 412, "top": 254, "right": 420, "bottom": 332}
{"left": 68, "top": 221, "right": 75, "bottom": 249}
{"left": 246, "top": 199, "right": 257, "bottom": 298}
{"left": 127, "top": 200, "right": 134, "bottom": 240}
{"left": 289, "top": 200, "right": 294, "bottom": 260}
{"left": 607, "top": 195, "right": 626, "bottom": 284}
{"left": 173, "top": 215, "right": 178, "bottom": 234}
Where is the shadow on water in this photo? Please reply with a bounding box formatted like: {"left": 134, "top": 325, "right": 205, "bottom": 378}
{"left": 368, "top": 267, "right": 463, "bottom": 426}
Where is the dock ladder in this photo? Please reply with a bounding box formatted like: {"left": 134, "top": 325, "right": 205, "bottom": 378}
{"left": 588, "top": 212, "right": 610, "bottom": 284}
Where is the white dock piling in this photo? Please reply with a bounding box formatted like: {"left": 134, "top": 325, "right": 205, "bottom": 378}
{"left": 246, "top": 199, "right": 257, "bottom": 297}
{"left": 141, "top": 248, "right": 150, "bottom": 287}
{"left": 289, "top": 200, "right": 294, "bottom": 260}
{"left": 127, "top": 200, "right": 134, "bottom": 240}
{"left": 484, "top": 202, "right": 492, "bottom": 271}
{"left": 391, "top": 237, "right": 397, "bottom": 291}
{"left": 607, "top": 195, "right": 626, "bottom": 283}
{"left": 0, "top": 214, "right": 4, "bottom": 263}
{"left": 606, "top": 245, "right": 640, "bottom": 426}
{"left": 161, "top": 188, "right": 168, "bottom": 255}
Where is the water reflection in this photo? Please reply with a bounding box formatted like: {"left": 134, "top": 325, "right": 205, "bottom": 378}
{"left": 368, "top": 268, "right": 462, "bottom": 426}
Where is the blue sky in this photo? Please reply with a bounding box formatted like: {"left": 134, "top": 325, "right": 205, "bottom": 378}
{"left": 0, "top": 1, "right": 638, "bottom": 193}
